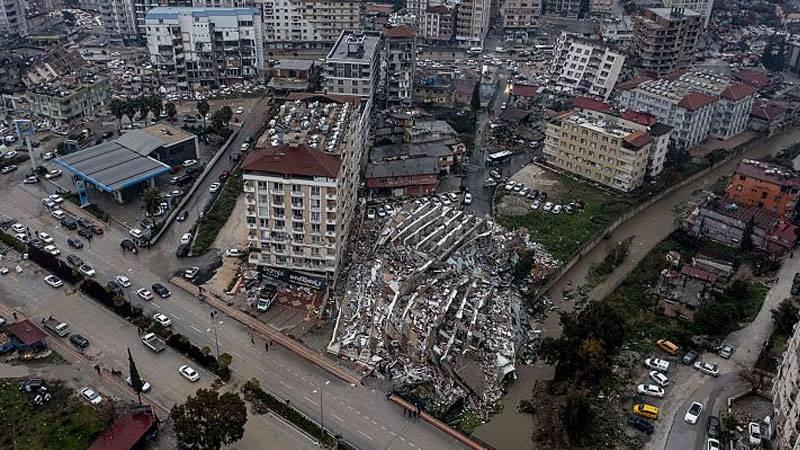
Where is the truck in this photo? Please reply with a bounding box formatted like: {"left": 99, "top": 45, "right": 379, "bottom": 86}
{"left": 43, "top": 319, "right": 70, "bottom": 337}
{"left": 141, "top": 333, "right": 166, "bottom": 353}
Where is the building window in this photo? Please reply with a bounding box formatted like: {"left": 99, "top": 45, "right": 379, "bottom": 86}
{"left": 273, "top": 182, "right": 284, "bottom": 191}
{"left": 273, "top": 207, "right": 285, "bottom": 217}
{"left": 312, "top": 223, "right": 321, "bottom": 233}
{"left": 311, "top": 186, "right": 321, "bottom": 196}
{"left": 273, "top": 195, "right": 284, "bottom": 203}
{"left": 292, "top": 184, "right": 302, "bottom": 193}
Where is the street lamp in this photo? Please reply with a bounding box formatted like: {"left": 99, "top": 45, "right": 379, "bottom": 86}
{"left": 312, "top": 380, "right": 330, "bottom": 446}
{"left": 205, "top": 320, "right": 222, "bottom": 359}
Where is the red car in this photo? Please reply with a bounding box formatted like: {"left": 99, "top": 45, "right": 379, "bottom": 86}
{"left": 219, "top": 170, "right": 230, "bottom": 181}
{"left": 169, "top": 165, "right": 181, "bottom": 174}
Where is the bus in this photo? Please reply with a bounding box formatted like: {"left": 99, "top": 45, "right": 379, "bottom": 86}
{"left": 486, "top": 150, "right": 514, "bottom": 166}
{"left": 467, "top": 46, "right": 483, "bottom": 55}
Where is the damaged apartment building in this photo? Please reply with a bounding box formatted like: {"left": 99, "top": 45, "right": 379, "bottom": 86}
{"left": 329, "top": 201, "right": 558, "bottom": 416}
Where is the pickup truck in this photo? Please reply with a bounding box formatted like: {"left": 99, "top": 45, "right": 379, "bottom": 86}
{"left": 44, "top": 318, "right": 70, "bottom": 337}
{"left": 141, "top": 333, "right": 166, "bottom": 352}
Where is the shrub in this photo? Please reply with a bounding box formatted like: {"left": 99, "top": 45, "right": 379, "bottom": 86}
{"left": 0, "top": 231, "right": 26, "bottom": 253}
{"left": 28, "top": 247, "right": 84, "bottom": 284}
{"left": 191, "top": 169, "right": 243, "bottom": 255}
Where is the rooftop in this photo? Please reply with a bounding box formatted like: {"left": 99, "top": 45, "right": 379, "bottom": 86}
{"left": 6, "top": 320, "right": 47, "bottom": 346}
{"left": 622, "top": 109, "right": 657, "bottom": 126}
{"left": 733, "top": 159, "right": 800, "bottom": 188}
{"left": 28, "top": 73, "right": 106, "bottom": 97}
{"left": 272, "top": 59, "right": 315, "bottom": 72}
{"left": 751, "top": 101, "right": 787, "bottom": 121}
{"left": 326, "top": 31, "right": 381, "bottom": 63}
{"left": 678, "top": 92, "right": 717, "bottom": 111}
{"left": 383, "top": 24, "right": 416, "bottom": 39}
{"left": 511, "top": 84, "right": 539, "bottom": 97}
{"left": 572, "top": 96, "right": 611, "bottom": 113}
{"left": 258, "top": 97, "right": 359, "bottom": 155}
{"left": 145, "top": 7, "right": 259, "bottom": 21}
{"left": 88, "top": 411, "right": 157, "bottom": 450}
{"left": 366, "top": 157, "right": 440, "bottom": 178}
{"left": 242, "top": 143, "right": 341, "bottom": 179}
{"left": 138, "top": 123, "right": 195, "bottom": 146}
{"left": 648, "top": 7, "right": 702, "bottom": 20}
{"left": 559, "top": 111, "right": 644, "bottom": 141}
{"left": 734, "top": 69, "right": 771, "bottom": 89}
{"left": 370, "top": 141, "right": 454, "bottom": 163}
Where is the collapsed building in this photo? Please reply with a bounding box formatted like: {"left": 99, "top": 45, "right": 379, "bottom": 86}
{"left": 329, "top": 201, "right": 557, "bottom": 417}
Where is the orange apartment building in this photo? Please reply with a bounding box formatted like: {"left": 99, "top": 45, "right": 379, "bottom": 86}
{"left": 724, "top": 160, "right": 800, "bottom": 218}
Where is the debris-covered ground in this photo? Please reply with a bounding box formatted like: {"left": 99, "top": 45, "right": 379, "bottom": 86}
{"left": 329, "top": 200, "right": 558, "bottom": 421}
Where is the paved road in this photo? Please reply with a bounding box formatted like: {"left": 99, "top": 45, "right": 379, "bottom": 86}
{"left": 0, "top": 176, "right": 467, "bottom": 450}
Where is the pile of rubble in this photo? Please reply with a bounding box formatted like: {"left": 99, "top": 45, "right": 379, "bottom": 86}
{"left": 329, "top": 201, "right": 558, "bottom": 417}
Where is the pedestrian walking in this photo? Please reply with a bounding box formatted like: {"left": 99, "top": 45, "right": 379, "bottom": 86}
{"left": 95, "top": 365, "right": 101, "bottom": 375}
{"left": 265, "top": 342, "right": 269, "bottom": 352}
{"left": 250, "top": 336, "right": 255, "bottom": 345}
{"left": 403, "top": 409, "right": 406, "bottom": 416}
{"left": 12, "top": 312, "right": 17, "bottom": 320}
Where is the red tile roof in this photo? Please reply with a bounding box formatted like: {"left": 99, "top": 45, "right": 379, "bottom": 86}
{"left": 720, "top": 83, "right": 757, "bottom": 101}
{"left": 242, "top": 144, "right": 341, "bottom": 178}
{"left": 664, "top": 69, "right": 689, "bottom": 81}
{"left": 383, "top": 25, "right": 416, "bottom": 39}
{"left": 623, "top": 130, "right": 653, "bottom": 149}
{"left": 680, "top": 265, "right": 718, "bottom": 284}
{"left": 751, "top": 101, "right": 787, "bottom": 121}
{"left": 6, "top": 320, "right": 47, "bottom": 346}
{"left": 734, "top": 69, "right": 771, "bottom": 89}
{"left": 732, "top": 160, "right": 800, "bottom": 188}
{"left": 678, "top": 93, "right": 717, "bottom": 111}
{"left": 572, "top": 96, "right": 611, "bottom": 113}
{"left": 511, "top": 84, "right": 539, "bottom": 97}
{"left": 616, "top": 76, "right": 653, "bottom": 90}
{"left": 622, "top": 110, "right": 657, "bottom": 126}
{"left": 89, "top": 413, "right": 156, "bottom": 450}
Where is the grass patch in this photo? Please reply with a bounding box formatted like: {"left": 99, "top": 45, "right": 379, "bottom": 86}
{"left": 497, "top": 176, "right": 632, "bottom": 261}
{"left": 0, "top": 379, "right": 105, "bottom": 450}
{"left": 191, "top": 169, "right": 243, "bottom": 255}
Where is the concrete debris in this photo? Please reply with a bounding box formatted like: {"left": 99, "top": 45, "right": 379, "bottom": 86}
{"left": 330, "top": 201, "right": 558, "bottom": 416}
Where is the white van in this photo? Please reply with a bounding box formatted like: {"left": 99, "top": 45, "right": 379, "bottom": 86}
{"left": 467, "top": 47, "right": 483, "bottom": 55}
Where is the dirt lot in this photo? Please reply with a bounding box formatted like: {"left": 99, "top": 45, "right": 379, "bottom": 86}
{"left": 497, "top": 164, "right": 565, "bottom": 216}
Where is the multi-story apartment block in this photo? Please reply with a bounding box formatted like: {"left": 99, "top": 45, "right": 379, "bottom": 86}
{"left": 102, "top": 0, "right": 139, "bottom": 45}
{"left": 22, "top": 48, "right": 85, "bottom": 88}
{"left": 0, "top": 0, "right": 27, "bottom": 36}
{"left": 541, "top": 0, "right": 585, "bottom": 17}
{"left": 616, "top": 70, "right": 757, "bottom": 150}
{"left": 323, "top": 31, "right": 381, "bottom": 108}
{"left": 590, "top": 0, "right": 613, "bottom": 15}
{"left": 501, "top": 0, "right": 540, "bottom": 31}
{"left": 455, "top": 0, "right": 491, "bottom": 48}
{"left": 145, "top": 7, "right": 264, "bottom": 93}
{"left": 383, "top": 25, "right": 416, "bottom": 107}
{"left": 663, "top": 0, "right": 713, "bottom": 27}
{"left": 27, "top": 76, "right": 109, "bottom": 122}
{"left": 724, "top": 160, "right": 800, "bottom": 218}
{"left": 260, "top": 0, "right": 363, "bottom": 49}
{"left": 633, "top": 7, "right": 702, "bottom": 76}
{"left": 550, "top": 32, "right": 625, "bottom": 101}
{"left": 543, "top": 110, "right": 653, "bottom": 192}
{"left": 774, "top": 320, "right": 800, "bottom": 450}
{"left": 243, "top": 95, "right": 369, "bottom": 279}
{"left": 422, "top": 4, "right": 456, "bottom": 44}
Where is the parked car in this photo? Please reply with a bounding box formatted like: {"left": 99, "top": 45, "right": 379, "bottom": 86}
{"left": 23, "top": 175, "right": 39, "bottom": 184}
{"left": 126, "top": 377, "right": 151, "bottom": 392}
{"left": 67, "top": 238, "right": 83, "bottom": 249}
{"left": 78, "top": 228, "right": 93, "bottom": 240}
{"left": 152, "top": 283, "right": 171, "bottom": 298}
{"left": 693, "top": 361, "right": 720, "bottom": 377}
{"left": 79, "top": 264, "right": 96, "bottom": 277}
{"left": 115, "top": 275, "right": 132, "bottom": 288}
{"left": 627, "top": 415, "right": 655, "bottom": 434}
{"left": 51, "top": 209, "right": 65, "bottom": 220}
{"left": 66, "top": 254, "right": 83, "bottom": 266}
{"left": 45, "top": 169, "right": 62, "bottom": 179}
{"left": 464, "top": 192, "right": 473, "bottom": 205}
{"left": 184, "top": 267, "right": 199, "bottom": 280}
{"left": 707, "top": 438, "right": 721, "bottom": 450}
{"left": 637, "top": 384, "right": 665, "bottom": 398}
{"left": 129, "top": 229, "right": 143, "bottom": 239}
{"left": 80, "top": 387, "right": 102, "bottom": 405}
{"left": 120, "top": 239, "right": 137, "bottom": 252}
{"left": 136, "top": 288, "right": 153, "bottom": 301}
{"left": 107, "top": 281, "right": 124, "bottom": 298}
{"left": 208, "top": 182, "right": 221, "bottom": 193}
{"left": 648, "top": 370, "right": 669, "bottom": 387}
{"left": 684, "top": 402, "right": 704, "bottom": 424}
{"left": 748, "top": 422, "right": 762, "bottom": 446}
{"left": 182, "top": 159, "right": 198, "bottom": 168}
{"left": 48, "top": 194, "right": 64, "bottom": 204}
{"left": 36, "top": 232, "right": 54, "bottom": 244}
{"left": 180, "top": 233, "right": 192, "bottom": 245}
{"left": 153, "top": 312, "right": 172, "bottom": 327}
{"left": 707, "top": 415, "right": 721, "bottom": 439}
{"left": 61, "top": 217, "right": 78, "bottom": 230}
{"left": 718, "top": 344, "right": 734, "bottom": 359}
{"left": 225, "top": 248, "right": 242, "bottom": 257}
{"left": 179, "top": 365, "right": 200, "bottom": 382}
{"left": 70, "top": 334, "right": 90, "bottom": 349}
{"left": 11, "top": 223, "right": 25, "bottom": 234}
{"left": 681, "top": 351, "right": 699, "bottom": 365}
{"left": 644, "top": 358, "right": 669, "bottom": 373}
{"left": 43, "top": 245, "right": 60, "bottom": 256}
{"left": 44, "top": 275, "right": 63, "bottom": 288}
{"left": 41, "top": 198, "right": 56, "bottom": 209}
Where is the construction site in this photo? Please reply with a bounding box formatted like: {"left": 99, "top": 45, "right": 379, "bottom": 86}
{"left": 328, "top": 200, "right": 559, "bottom": 422}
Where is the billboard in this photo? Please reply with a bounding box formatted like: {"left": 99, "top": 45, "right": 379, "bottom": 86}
{"left": 14, "top": 120, "right": 35, "bottom": 138}
{"left": 258, "top": 266, "right": 327, "bottom": 290}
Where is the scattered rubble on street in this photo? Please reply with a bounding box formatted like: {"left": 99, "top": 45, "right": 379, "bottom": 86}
{"left": 329, "top": 200, "right": 558, "bottom": 418}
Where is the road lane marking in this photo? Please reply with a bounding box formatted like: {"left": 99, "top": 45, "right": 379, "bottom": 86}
{"left": 303, "top": 395, "right": 318, "bottom": 406}
{"left": 371, "top": 420, "right": 378, "bottom": 425}
{"left": 399, "top": 436, "right": 406, "bottom": 442}
{"left": 358, "top": 431, "right": 374, "bottom": 441}
{"left": 230, "top": 351, "right": 244, "bottom": 359}
{"left": 331, "top": 413, "right": 344, "bottom": 422}
{"left": 151, "top": 302, "right": 161, "bottom": 309}
{"left": 279, "top": 380, "right": 291, "bottom": 389}
{"left": 190, "top": 326, "right": 202, "bottom": 333}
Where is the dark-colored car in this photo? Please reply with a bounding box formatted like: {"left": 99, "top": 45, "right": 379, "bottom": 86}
{"left": 681, "top": 351, "right": 699, "bottom": 365}
{"left": 66, "top": 254, "right": 84, "bottom": 267}
{"left": 28, "top": 238, "right": 45, "bottom": 250}
{"left": 69, "top": 334, "right": 89, "bottom": 349}
{"left": 627, "top": 415, "right": 654, "bottom": 434}
{"left": 176, "top": 174, "right": 194, "bottom": 186}
{"left": 77, "top": 228, "right": 93, "bottom": 240}
{"left": 152, "top": 283, "right": 171, "bottom": 298}
{"left": 140, "top": 218, "right": 155, "bottom": 230}
{"left": 120, "top": 239, "right": 137, "bottom": 252}
{"left": 61, "top": 217, "right": 78, "bottom": 230}
{"left": 219, "top": 170, "right": 230, "bottom": 181}
{"left": 176, "top": 211, "right": 188, "bottom": 222}
{"left": 106, "top": 281, "right": 124, "bottom": 298}
{"left": 89, "top": 224, "right": 103, "bottom": 235}
{"left": 538, "top": 191, "right": 548, "bottom": 202}
{"left": 20, "top": 378, "right": 45, "bottom": 393}
{"left": 67, "top": 238, "right": 83, "bottom": 249}
{"left": 792, "top": 282, "right": 800, "bottom": 296}
{"left": 176, "top": 243, "right": 190, "bottom": 258}
{"left": 707, "top": 415, "right": 721, "bottom": 439}
{"left": 77, "top": 218, "right": 93, "bottom": 229}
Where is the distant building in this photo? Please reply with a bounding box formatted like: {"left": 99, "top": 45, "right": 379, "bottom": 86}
{"left": 323, "top": 31, "right": 382, "bottom": 107}
{"left": 383, "top": 25, "right": 417, "bottom": 107}
{"left": 633, "top": 8, "right": 702, "bottom": 76}
{"left": 724, "top": 160, "right": 800, "bottom": 218}
{"left": 267, "top": 60, "right": 318, "bottom": 96}
{"left": 366, "top": 157, "right": 440, "bottom": 196}
{"left": 0, "top": 0, "right": 27, "bottom": 36}
{"left": 541, "top": 0, "right": 584, "bottom": 18}
{"left": 27, "top": 75, "right": 109, "bottom": 122}
{"left": 590, "top": 0, "right": 614, "bottom": 15}
{"left": 550, "top": 32, "right": 625, "bottom": 101}
{"left": 651, "top": 263, "right": 718, "bottom": 321}
{"left": 144, "top": 7, "right": 264, "bottom": 93}
{"left": 261, "top": 0, "right": 363, "bottom": 49}
{"left": 455, "top": 0, "right": 491, "bottom": 48}
{"left": 600, "top": 17, "right": 634, "bottom": 44}
{"left": 422, "top": 4, "right": 456, "bottom": 44}
{"left": 773, "top": 320, "right": 800, "bottom": 450}
{"left": 662, "top": 0, "right": 713, "bottom": 27}
{"left": 102, "top": 0, "right": 138, "bottom": 45}
{"left": 22, "top": 48, "right": 85, "bottom": 88}
{"left": 501, "top": 0, "right": 539, "bottom": 32}
{"left": 750, "top": 101, "right": 788, "bottom": 135}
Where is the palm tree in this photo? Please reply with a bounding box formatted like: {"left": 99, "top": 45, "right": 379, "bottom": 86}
{"left": 197, "top": 99, "right": 210, "bottom": 127}
{"left": 138, "top": 96, "right": 151, "bottom": 126}
{"left": 165, "top": 102, "right": 177, "bottom": 121}
{"left": 140, "top": 188, "right": 161, "bottom": 215}
{"left": 109, "top": 98, "right": 126, "bottom": 130}
{"left": 124, "top": 98, "right": 139, "bottom": 128}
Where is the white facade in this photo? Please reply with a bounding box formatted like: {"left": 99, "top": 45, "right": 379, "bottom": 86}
{"left": 550, "top": 33, "right": 625, "bottom": 101}
{"left": 422, "top": 4, "right": 455, "bottom": 43}
{"left": 145, "top": 7, "right": 264, "bottom": 93}
{"left": 102, "top": 0, "right": 138, "bottom": 45}
{"left": 501, "top": 0, "right": 540, "bottom": 30}
{"left": 773, "top": 322, "right": 800, "bottom": 450}
{"left": 455, "top": 0, "right": 491, "bottom": 48}
{"left": 0, "top": 0, "right": 27, "bottom": 35}
{"left": 663, "top": 0, "right": 713, "bottom": 27}
{"left": 259, "top": 0, "right": 363, "bottom": 48}
{"left": 323, "top": 31, "right": 381, "bottom": 109}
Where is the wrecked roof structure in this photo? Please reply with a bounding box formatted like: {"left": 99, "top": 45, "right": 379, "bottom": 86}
{"left": 330, "top": 201, "right": 557, "bottom": 416}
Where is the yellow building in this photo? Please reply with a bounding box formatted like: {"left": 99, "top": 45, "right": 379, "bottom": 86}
{"left": 543, "top": 111, "right": 652, "bottom": 192}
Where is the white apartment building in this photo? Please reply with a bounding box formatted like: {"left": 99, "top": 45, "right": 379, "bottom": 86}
{"left": 774, "top": 322, "right": 800, "bottom": 450}
{"left": 456, "top": 0, "right": 491, "bottom": 49}
{"left": 616, "top": 71, "right": 756, "bottom": 150}
{"left": 0, "top": 0, "right": 27, "bottom": 35}
{"left": 243, "top": 95, "right": 369, "bottom": 279}
{"left": 663, "top": 0, "right": 713, "bottom": 27}
{"left": 422, "top": 4, "right": 456, "bottom": 44}
{"left": 383, "top": 25, "right": 416, "bottom": 107}
{"left": 323, "top": 31, "right": 381, "bottom": 108}
{"left": 501, "top": 0, "right": 540, "bottom": 31}
{"left": 102, "top": 0, "right": 138, "bottom": 45}
{"left": 590, "top": 0, "right": 613, "bottom": 14}
{"left": 145, "top": 7, "right": 264, "bottom": 93}
{"left": 550, "top": 33, "right": 625, "bottom": 101}
{"left": 260, "top": 0, "right": 363, "bottom": 48}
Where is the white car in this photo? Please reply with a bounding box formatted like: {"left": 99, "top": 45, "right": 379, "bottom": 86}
{"left": 240, "top": 142, "right": 250, "bottom": 151}
{"left": 180, "top": 233, "right": 193, "bottom": 245}
{"left": 41, "top": 198, "right": 56, "bottom": 209}
{"left": 129, "top": 228, "right": 143, "bottom": 239}
{"left": 464, "top": 192, "right": 473, "bottom": 205}
{"left": 23, "top": 176, "right": 39, "bottom": 184}
{"left": 693, "top": 361, "right": 719, "bottom": 377}
{"left": 235, "top": 107, "right": 244, "bottom": 114}
{"left": 367, "top": 209, "right": 376, "bottom": 220}
{"left": 707, "top": 438, "right": 720, "bottom": 450}
{"left": 11, "top": 223, "right": 25, "bottom": 234}
{"left": 531, "top": 200, "right": 541, "bottom": 210}
{"left": 79, "top": 264, "right": 96, "bottom": 277}
{"left": 43, "top": 152, "right": 54, "bottom": 160}
{"left": 179, "top": 365, "right": 200, "bottom": 382}
{"left": 136, "top": 288, "right": 153, "bottom": 300}
{"left": 48, "top": 194, "right": 64, "bottom": 204}
{"left": 80, "top": 387, "right": 103, "bottom": 405}
{"left": 43, "top": 245, "right": 60, "bottom": 256}
{"left": 384, "top": 204, "right": 396, "bottom": 215}
{"left": 44, "top": 274, "right": 63, "bottom": 288}
{"left": 636, "top": 384, "right": 665, "bottom": 398}
{"left": 182, "top": 159, "right": 198, "bottom": 168}
{"left": 684, "top": 401, "right": 703, "bottom": 424}
{"left": 115, "top": 275, "right": 132, "bottom": 288}
{"left": 0, "top": 267, "right": 8, "bottom": 275}
{"left": 552, "top": 205, "right": 563, "bottom": 214}
{"left": 153, "top": 312, "right": 172, "bottom": 327}
{"left": 184, "top": 267, "right": 199, "bottom": 279}
{"left": 225, "top": 248, "right": 242, "bottom": 257}
{"left": 543, "top": 202, "right": 554, "bottom": 212}
{"left": 644, "top": 358, "right": 670, "bottom": 373}
{"left": 648, "top": 370, "right": 669, "bottom": 387}
{"left": 126, "top": 376, "right": 151, "bottom": 392}
{"left": 37, "top": 232, "right": 54, "bottom": 244}
{"left": 51, "top": 209, "right": 65, "bottom": 220}
{"left": 208, "top": 182, "right": 221, "bottom": 193}
{"left": 45, "top": 169, "right": 62, "bottom": 179}
{"left": 748, "top": 422, "right": 762, "bottom": 445}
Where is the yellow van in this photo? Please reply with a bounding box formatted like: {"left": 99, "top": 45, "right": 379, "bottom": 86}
{"left": 657, "top": 339, "right": 680, "bottom": 356}
{"left": 633, "top": 403, "right": 660, "bottom": 420}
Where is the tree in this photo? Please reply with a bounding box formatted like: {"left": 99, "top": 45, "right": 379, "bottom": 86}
{"left": 741, "top": 217, "right": 755, "bottom": 252}
{"left": 171, "top": 389, "right": 247, "bottom": 450}
{"left": 470, "top": 83, "right": 480, "bottom": 118}
{"left": 138, "top": 96, "right": 151, "bottom": 126}
{"left": 211, "top": 110, "right": 226, "bottom": 130}
{"left": 148, "top": 96, "right": 163, "bottom": 122}
{"left": 124, "top": 98, "right": 139, "bottom": 127}
{"left": 772, "top": 298, "right": 800, "bottom": 336}
{"left": 127, "top": 348, "right": 144, "bottom": 405}
{"left": 197, "top": 99, "right": 210, "bottom": 127}
{"left": 166, "top": 102, "right": 178, "bottom": 120}
{"left": 109, "top": 98, "right": 126, "bottom": 130}
{"left": 220, "top": 106, "right": 233, "bottom": 127}
{"left": 563, "top": 390, "right": 594, "bottom": 444}
{"left": 140, "top": 189, "right": 161, "bottom": 215}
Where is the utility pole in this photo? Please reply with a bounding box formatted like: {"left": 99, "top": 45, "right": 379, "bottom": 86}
{"left": 313, "top": 380, "right": 330, "bottom": 447}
